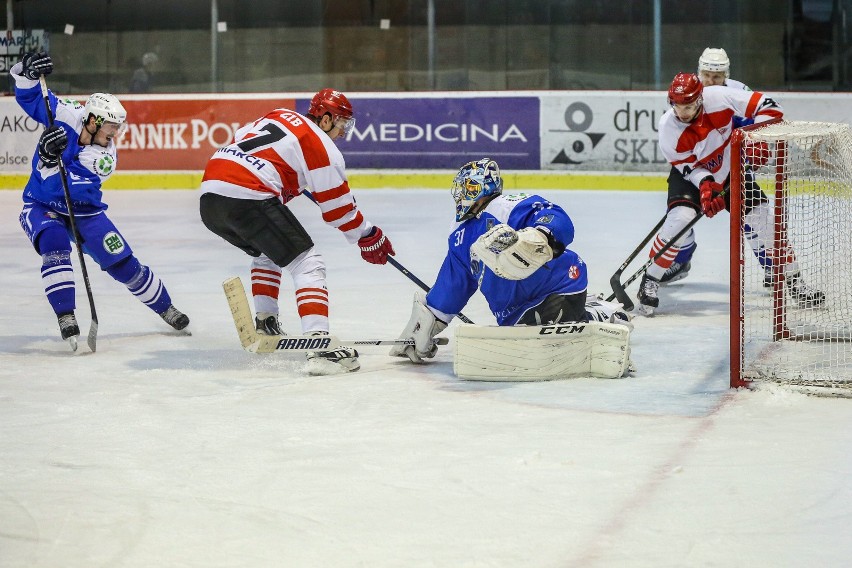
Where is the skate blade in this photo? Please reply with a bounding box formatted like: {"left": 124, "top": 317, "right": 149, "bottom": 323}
{"left": 304, "top": 358, "right": 360, "bottom": 376}
{"left": 67, "top": 335, "right": 79, "bottom": 352}
{"left": 636, "top": 304, "right": 656, "bottom": 317}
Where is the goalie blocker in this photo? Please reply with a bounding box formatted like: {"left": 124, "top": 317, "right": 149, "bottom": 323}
{"left": 454, "top": 322, "right": 632, "bottom": 381}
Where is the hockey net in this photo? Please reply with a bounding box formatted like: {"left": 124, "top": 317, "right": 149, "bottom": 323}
{"left": 731, "top": 120, "right": 852, "bottom": 396}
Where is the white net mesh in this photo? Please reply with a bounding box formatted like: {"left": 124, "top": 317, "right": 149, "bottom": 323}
{"left": 735, "top": 121, "right": 852, "bottom": 395}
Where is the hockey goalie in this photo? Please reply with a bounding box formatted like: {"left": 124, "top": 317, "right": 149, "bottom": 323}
{"left": 390, "top": 158, "right": 634, "bottom": 381}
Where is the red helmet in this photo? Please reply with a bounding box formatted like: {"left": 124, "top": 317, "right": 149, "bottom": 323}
{"left": 668, "top": 73, "right": 704, "bottom": 105}
{"left": 308, "top": 88, "right": 353, "bottom": 121}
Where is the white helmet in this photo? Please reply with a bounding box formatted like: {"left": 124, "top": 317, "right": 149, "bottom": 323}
{"left": 697, "top": 47, "right": 730, "bottom": 77}
{"left": 84, "top": 92, "right": 127, "bottom": 125}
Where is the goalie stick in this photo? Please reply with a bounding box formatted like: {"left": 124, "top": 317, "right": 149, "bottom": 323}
{"left": 302, "top": 189, "right": 475, "bottom": 325}
{"left": 387, "top": 256, "right": 475, "bottom": 324}
{"left": 222, "top": 276, "right": 448, "bottom": 354}
{"left": 39, "top": 76, "right": 99, "bottom": 352}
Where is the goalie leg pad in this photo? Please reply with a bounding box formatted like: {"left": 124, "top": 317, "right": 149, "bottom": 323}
{"left": 471, "top": 224, "right": 553, "bottom": 280}
{"left": 390, "top": 292, "right": 448, "bottom": 363}
{"left": 454, "top": 322, "right": 632, "bottom": 381}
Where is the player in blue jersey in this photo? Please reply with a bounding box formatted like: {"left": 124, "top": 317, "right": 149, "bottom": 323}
{"left": 390, "top": 158, "right": 630, "bottom": 363}
{"left": 11, "top": 52, "right": 189, "bottom": 350}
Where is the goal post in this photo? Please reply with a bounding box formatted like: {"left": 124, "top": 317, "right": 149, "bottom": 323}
{"left": 730, "top": 120, "right": 852, "bottom": 395}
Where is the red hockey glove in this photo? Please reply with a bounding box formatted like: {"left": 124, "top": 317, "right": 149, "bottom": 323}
{"left": 745, "top": 141, "right": 770, "bottom": 168}
{"left": 358, "top": 226, "right": 395, "bottom": 264}
{"left": 699, "top": 178, "right": 726, "bottom": 218}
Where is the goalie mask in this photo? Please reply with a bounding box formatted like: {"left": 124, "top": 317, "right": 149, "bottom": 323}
{"left": 451, "top": 158, "right": 503, "bottom": 222}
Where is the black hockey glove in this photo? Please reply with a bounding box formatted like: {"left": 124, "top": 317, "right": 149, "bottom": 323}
{"left": 21, "top": 52, "right": 53, "bottom": 80}
{"left": 38, "top": 125, "right": 68, "bottom": 168}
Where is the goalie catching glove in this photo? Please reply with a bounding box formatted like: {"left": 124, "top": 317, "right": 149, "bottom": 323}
{"left": 389, "top": 291, "right": 448, "bottom": 363}
{"left": 470, "top": 223, "right": 553, "bottom": 280}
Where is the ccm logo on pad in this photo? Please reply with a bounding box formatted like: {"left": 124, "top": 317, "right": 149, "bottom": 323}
{"left": 539, "top": 324, "right": 585, "bottom": 335}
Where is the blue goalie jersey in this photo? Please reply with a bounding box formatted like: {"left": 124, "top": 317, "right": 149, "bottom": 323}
{"left": 426, "top": 193, "right": 588, "bottom": 325}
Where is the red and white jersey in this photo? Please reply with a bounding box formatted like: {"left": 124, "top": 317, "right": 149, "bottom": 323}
{"left": 658, "top": 85, "right": 783, "bottom": 187}
{"left": 723, "top": 77, "right": 749, "bottom": 91}
{"left": 200, "top": 108, "right": 371, "bottom": 244}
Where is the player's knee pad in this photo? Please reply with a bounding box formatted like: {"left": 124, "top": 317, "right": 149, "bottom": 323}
{"left": 660, "top": 206, "right": 697, "bottom": 246}
{"left": 106, "top": 256, "right": 143, "bottom": 285}
{"left": 35, "top": 225, "right": 72, "bottom": 257}
{"left": 285, "top": 247, "right": 326, "bottom": 289}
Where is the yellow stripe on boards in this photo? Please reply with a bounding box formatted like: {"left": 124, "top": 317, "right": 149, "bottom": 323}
{"left": 0, "top": 171, "right": 668, "bottom": 191}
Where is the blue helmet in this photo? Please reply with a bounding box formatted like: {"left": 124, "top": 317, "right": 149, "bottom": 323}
{"left": 451, "top": 158, "right": 503, "bottom": 221}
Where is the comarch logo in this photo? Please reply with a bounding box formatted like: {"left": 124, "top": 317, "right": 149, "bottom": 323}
{"left": 550, "top": 101, "right": 605, "bottom": 165}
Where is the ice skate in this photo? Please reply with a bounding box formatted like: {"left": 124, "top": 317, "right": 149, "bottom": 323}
{"left": 58, "top": 312, "right": 80, "bottom": 352}
{"left": 159, "top": 305, "right": 190, "bottom": 331}
{"left": 305, "top": 331, "right": 360, "bottom": 376}
{"left": 585, "top": 296, "right": 634, "bottom": 331}
{"left": 637, "top": 274, "right": 660, "bottom": 316}
{"left": 786, "top": 272, "right": 825, "bottom": 308}
{"left": 660, "top": 261, "right": 691, "bottom": 284}
{"left": 255, "top": 312, "right": 283, "bottom": 336}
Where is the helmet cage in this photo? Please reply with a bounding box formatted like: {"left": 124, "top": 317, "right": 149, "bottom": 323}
{"left": 451, "top": 158, "right": 503, "bottom": 222}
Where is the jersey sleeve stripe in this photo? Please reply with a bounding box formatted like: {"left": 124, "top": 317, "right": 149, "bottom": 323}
{"left": 745, "top": 92, "right": 762, "bottom": 117}
{"left": 321, "top": 203, "right": 356, "bottom": 223}
{"left": 338, "top": 212, "right": 365, "bottom": 233}
{"left": 299, "top": 129, "right": 332, "bottom": 170}
{"left": 311, "top": 182, "right": 351, "bottom": 203}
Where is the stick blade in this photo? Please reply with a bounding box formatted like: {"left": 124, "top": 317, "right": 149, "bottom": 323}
{"left": 87, "top": 321, "right": 98, "bottom": 352}
{"left": 222, "top": 276, "right": 263, "bottom": 350}
{"left": 609, "top": 273, "right": 635, "bottom": 312}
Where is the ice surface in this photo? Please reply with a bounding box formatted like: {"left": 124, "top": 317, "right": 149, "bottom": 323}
{"left": 1, "top": 189, "right": 850, "bottom": 567}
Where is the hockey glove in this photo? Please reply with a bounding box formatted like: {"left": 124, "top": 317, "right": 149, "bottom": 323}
{"left": 21, "top": 52, "right": 53, "bottom": 80}
{"left": 744, "top": 140, "right": 771, "bottom": 168}
{"left": 358, "top": 226, "right": 395, "bottom": 264}
{"left": 699, "top": 178, "right": 726, "bottom": 218}
{"left": 38, "top": 125, "right": 68, "bottom": 168}
{"left": 471, "top": 224, "right": 553, "bottom": 280}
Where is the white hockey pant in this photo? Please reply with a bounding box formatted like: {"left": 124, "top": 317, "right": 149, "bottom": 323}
{"left": 646, "top": 206, "right": 697, "bottom": 281}
{"left": 742, "top": 202, "right": 799, "bottom": 277}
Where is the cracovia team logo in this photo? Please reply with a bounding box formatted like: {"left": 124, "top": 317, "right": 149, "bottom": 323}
{"left": 550, "top": 101, "right": 605, "bottom": 165}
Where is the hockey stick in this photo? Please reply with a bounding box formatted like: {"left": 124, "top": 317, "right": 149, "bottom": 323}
{"left": 303, "top": 189, "right": 476, "bottom": 325}
{"left": 38, "top": 76, "right": 99, "bottom": 352}
{"left": 387, "top": 256, "right": 476, "bottom": 324}
{"left": 223, "top": 276, "right": 448, "bottom": 354}
{"left": 607, "top": 213, "right": 667, "bottom": 310}
{"left": 607, "top": 190, "right": 728, "bottom": 309}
